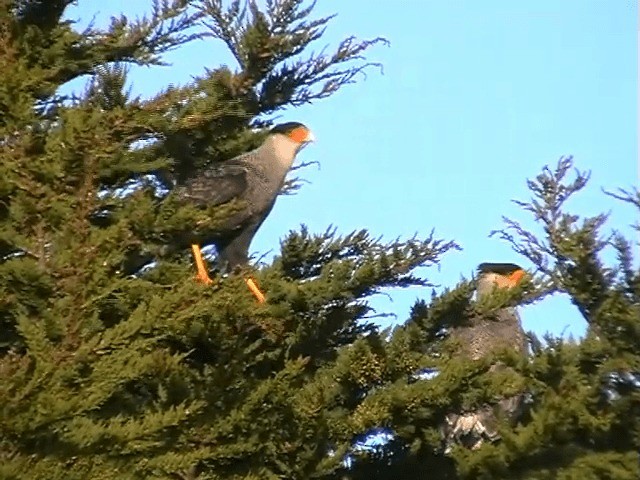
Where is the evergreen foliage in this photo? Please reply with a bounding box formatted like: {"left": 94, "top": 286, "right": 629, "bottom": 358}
{"left": 337, "top": 158, "right": 640, "bottom": 479}
{"left": 0, "top": 1, "right": 638, "bottom": 479}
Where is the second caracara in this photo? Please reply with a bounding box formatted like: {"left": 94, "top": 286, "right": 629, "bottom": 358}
{"left": 176, "top": 122, "right": 315, "bottom": 302}
{"left": 442, "top": 262, "right": 528, "bottom": 452}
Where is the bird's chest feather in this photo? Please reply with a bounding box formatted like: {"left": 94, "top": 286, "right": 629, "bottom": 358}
{"left": 454, "top": 309, "right": 525, "bottom": 360}
{"left": 243, "top": 164, "right": 287, "bottom": 213}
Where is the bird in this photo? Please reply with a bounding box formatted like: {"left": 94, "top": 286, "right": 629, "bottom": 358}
{"left": 175, "top": 122, "right": 315, "bottom": 302}
{"left": 441, "top": 262, "right": 528, "bottom": 452}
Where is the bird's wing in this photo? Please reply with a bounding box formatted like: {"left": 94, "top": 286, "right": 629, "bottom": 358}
{"left": 178, "top": 161, "right": 249, "bottom": 207}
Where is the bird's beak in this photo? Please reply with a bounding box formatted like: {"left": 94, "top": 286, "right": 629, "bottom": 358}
{"left": 306, "top": 130, "right": 316, "bottom": 143}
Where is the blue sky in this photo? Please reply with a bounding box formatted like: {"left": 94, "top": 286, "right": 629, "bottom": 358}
{"left": 64, "top": 1, "right": 637, "bottom": 339}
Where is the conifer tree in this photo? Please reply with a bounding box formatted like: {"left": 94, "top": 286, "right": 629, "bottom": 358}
{"left": 337, "top": 158, "right": 640, "bottom": 479}
{"left": 0, "top": 1, "right": 455, "bottom": 479}
{"left": 1, "top": 2, "right": 638, "bottom": 479}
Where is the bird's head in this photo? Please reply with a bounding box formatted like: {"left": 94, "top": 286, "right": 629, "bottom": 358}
{"left": 269, "top": 122, "right": 315, "bottom": 150}
{"left": 476, "top": 262, "right": 526, "bottom": 296}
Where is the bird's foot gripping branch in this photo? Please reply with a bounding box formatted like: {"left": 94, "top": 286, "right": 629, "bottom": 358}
{"left": 191, "top": 244, "right": 266, "bottom": 303}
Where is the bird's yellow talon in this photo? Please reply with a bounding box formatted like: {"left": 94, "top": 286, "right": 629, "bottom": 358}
{"left": 195, "top": 273, "right": 214, "bottom": 285}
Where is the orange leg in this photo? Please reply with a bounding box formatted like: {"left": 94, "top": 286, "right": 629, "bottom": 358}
{"left": 191, "top": 244, "right": 265, "bottom": 303}
{"left": 245, "top": 277, "right": 266, "bottom": 303}
{"left": 191, "top": 244, "right": 213, "bottom": 284}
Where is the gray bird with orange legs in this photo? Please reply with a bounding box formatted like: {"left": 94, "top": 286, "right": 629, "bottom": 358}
{"left": 176, "top": 122, "right": 315, "bottom": 302}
